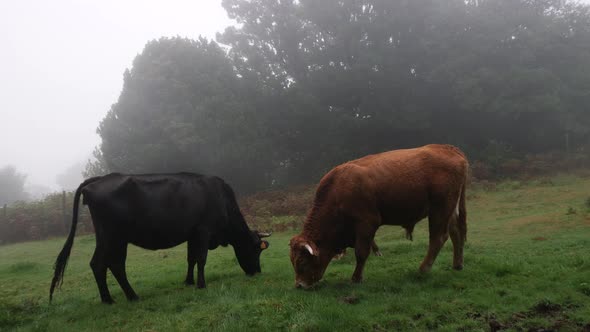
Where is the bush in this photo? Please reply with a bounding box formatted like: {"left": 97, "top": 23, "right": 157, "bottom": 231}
{"left": 471, "top": 161, "right": 493, "bottom": 181}
{"left": 238, "top": 185, "right": 315, "bottom": 231}
{"left": 0, "top": 192, "right": 93, "bottom": 245}
{"left": 470, "top": 145, "right": 590, "bottom": 181}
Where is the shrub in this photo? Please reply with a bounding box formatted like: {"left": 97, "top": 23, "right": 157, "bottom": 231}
{"left": 0, "top": 192, "right": 93, "bottom": 245}
{"left": 470, "top": 161, "right": 492, "bottom": 180}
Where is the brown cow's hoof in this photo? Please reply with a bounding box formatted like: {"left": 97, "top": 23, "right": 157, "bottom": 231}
{"left": 419, "top": 264, "right": 432, "bottom": 273}
{"left": 453, "top": 264, "right": 464, "bottom": 271}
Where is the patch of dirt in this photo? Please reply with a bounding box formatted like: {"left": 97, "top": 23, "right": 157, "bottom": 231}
{"left": 532, "top": 236, "right": 548, "bottom": 241}
{"left": 532, "top": 300, "right": 561, "bottom": 315}
{"left": 506, "top": 214, "right": 555, "bottom": 229}
{"left": 467, "top": 300, "right": 585, "bottom": 332}
{"left": 340, "top": 295, "right": 360, "bottom": 305}
{"left": 488, "top": 318, "right": 504, "bottom": 332}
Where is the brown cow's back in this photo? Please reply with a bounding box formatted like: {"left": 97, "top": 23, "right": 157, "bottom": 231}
{"left": 300, "top": 144, "right": 468, "bottom": 261}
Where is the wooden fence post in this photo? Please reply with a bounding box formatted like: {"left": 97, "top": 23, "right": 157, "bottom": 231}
{"left": 2, "top": 204, "right": 6, "bottom": 219}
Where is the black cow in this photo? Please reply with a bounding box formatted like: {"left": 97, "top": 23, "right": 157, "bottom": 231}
{"left": 49, "top": 173, "right": 270, "bottom": 304}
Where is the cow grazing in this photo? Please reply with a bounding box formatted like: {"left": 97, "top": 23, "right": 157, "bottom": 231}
{"left": 289, "top": 144, "right": 468, "bottom": 288}
{"left": 50, "top": 173, "right": 270, "bottom": 303}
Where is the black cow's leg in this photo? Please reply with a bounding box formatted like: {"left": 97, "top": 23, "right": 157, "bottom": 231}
{"left": 108, "top": 242, "right": 139, "bottom": 301}
{"left": 195, "top": 232, "right": 209, "bottom": 289}
{"left": 185, "top": 240, "right": 197, "bottom": 285}
{"left": 90, "top": 241, "right": 114, "bottom": 304}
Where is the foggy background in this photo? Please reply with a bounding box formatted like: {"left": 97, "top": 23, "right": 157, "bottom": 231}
{"left": 0, "top": 0, "right": 232, "bottom": 193}
{"left": 1, "top": 0, "right": 590, "bottom": 199}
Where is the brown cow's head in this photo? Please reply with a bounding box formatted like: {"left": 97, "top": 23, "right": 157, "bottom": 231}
{"left": 289, "top": 235, "right": 327, "bottom": 288}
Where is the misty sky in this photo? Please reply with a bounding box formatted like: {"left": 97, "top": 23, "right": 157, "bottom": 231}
{"left": 0, "top": 0, "right": 233, "bottom": 190}
{"left": 2, "top": 0, "right": 589, "bottom": 191}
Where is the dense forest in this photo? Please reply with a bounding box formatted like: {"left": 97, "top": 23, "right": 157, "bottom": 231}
{"left": 87, "top": 0, "right": 590, "bottom": 193}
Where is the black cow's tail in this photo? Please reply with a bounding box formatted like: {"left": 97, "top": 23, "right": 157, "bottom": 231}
{"left": 49, "top": 176, "right": 101, "bottom": 303}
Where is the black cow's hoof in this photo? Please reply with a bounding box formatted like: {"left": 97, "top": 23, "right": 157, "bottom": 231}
{"left": 102, "top": 298, "right": 115, "bottom": 305}
{"left": 184, "top": 280, "right": 195, "bottom": 286}
{"left": 453, "top": 264, "right": 464, "bottom": 271}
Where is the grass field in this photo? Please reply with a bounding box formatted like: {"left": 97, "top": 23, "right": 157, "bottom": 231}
{"left": 1, "top": 174, "right": 590, "bottom": 331}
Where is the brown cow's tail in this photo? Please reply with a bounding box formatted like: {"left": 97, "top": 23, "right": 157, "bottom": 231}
{"left": 458, "top": 176, "right": 467, "bottom": 243}
{"left": 49, "top": 176, "right": 101, "bottom": 303}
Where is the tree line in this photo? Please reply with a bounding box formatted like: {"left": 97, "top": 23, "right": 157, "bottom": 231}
{"left": 87, "top": 0, "right": 590, "bottom": 193}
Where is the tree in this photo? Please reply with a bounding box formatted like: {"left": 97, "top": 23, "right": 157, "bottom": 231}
{"left": 220, "top": 0, "right": 590, "bottom": 161}
{"left": 0, "top": 166, "right": 29, "bottom": 205}
{"left": 83, "top": 147, "right": 109, "bottom": 178}
{"left": 96, "top": 37, "right": 275, "bottom": 192}
{"left": 95, "top": 1, "right": 590, "bottom": 192}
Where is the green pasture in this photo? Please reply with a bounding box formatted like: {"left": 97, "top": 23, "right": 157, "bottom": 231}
{"left": 1, "top": 175, "right": 589, "bottom": 331}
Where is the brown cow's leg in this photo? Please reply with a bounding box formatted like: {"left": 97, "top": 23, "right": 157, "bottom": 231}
{"left": 351, "top": 223, "right": 378, "bottom": 283}
{"left": 351, "top": 239, "right": 371, "bottom": 283}
{"left": 108, "top": 242, "right": 139, "bottom": 301}
{"left": 419, "top": 210, "right": 451, "bottom": 273}
{"left": 449, "top": 218, "right": 464, "bottom": 270}
{"left": 371, "top": 240, "right": 382, "bottom": 256}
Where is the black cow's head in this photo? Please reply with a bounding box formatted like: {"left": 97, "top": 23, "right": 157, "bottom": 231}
{"left": 234, "top": 231, "right": 271, "bottom": 275}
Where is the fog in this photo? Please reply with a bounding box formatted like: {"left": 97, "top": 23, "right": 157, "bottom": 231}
{"left": 0, "top": 0, "right": 232, "bottom": 191}
{"left": 1, "top": 0, "right": 589, "bottom": 196}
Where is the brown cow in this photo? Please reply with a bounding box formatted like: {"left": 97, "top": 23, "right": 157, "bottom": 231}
{"left": 289, "top": 144, "right": 468, "bottom": 288}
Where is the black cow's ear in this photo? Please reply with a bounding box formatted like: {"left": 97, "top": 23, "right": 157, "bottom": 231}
{"left": 260, "top": 241, "right": 269, "bottom": 250}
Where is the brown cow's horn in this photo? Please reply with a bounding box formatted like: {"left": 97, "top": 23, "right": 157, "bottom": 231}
{"left": 257, "top": 231, "right": 272, "bottom": 238}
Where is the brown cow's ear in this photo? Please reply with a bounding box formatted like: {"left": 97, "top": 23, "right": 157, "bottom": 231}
{"left": 260, "top": 241, "right": 269, "bottom": 250}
